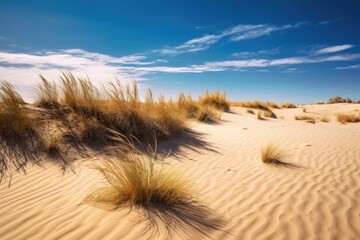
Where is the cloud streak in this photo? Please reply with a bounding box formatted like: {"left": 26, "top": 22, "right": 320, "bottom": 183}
{"left": 158, "top": 23, "right": 303, "bottom": 55}
{"left": 315, "top": 44, "right": 354, "bottom": 54}
{"left": 336, "top": 64, "right": 360, "bottom": 70}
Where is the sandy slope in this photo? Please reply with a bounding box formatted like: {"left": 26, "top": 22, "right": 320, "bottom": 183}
{"left": 1, "top": 104, "right": 360, "bottom": 240}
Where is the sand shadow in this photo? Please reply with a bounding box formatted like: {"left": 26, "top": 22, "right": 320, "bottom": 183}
{"left": 85, "top": 198, "right": 227, "bottom": 239}
{"left": 0, "top": 130, "right": 44, "bottom": 185}
{"left": 267, "top": 160, "right": 306, "bottom": 170}
{"left": 156, "top": 128, "right": 220, "bottom": 159}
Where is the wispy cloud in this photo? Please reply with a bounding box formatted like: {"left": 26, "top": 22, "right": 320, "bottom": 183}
{"left": 0, "top": 36, "right": 5, "bottom": 40}
{"left": 231, "top": 48, "right": 280, "bottom": 58}
{"left": 336, "top": 64, "right": 360, "bottom": 70}
{"left": 157, "top": 23, "right": 304, "bottom": 55}
{"left": 315, "top": 44, "right": 354, "bottom": 54}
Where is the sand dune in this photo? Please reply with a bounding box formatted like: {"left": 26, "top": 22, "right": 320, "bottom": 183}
{"left": 1, "top": 104, "right": 360, "bottom": 240}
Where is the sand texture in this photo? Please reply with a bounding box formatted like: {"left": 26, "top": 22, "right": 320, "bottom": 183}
{"left": 1, "top": 104, "right": 360, "bottom": 240}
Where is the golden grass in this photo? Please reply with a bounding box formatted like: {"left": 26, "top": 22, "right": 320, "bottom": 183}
{"left": 196, "top": 105, "right": 221, "bottom": 122}
{"left": 84, "top": 134, "right": 193, "bottom": 208}
{"left": 35, "top": 75, "right": 60, "bottom": 108}
{"left": 280, "top": 102, "right": 296, "bottom": 108}
{"left": 263, "top": 110, "right": 276, "bottom": 118}
{"left": 337, "top": 114, "right": 360, "bottom": 124}
{"left": 294, "top": 115, "right": 316, "bottom": 121}
{"left": 232, "top": 100, "right": 296, "bottom": 109}
{"left": 0, "top": 82, "right": 36, "bottom": 139}
{"left": 320, "top": 115, "right": 330, "bottom": 123}
{"left": 198, "top": 90, "right": 229, "bottom": 111}
{"left": 257, "top": 110, "right": 264, "bottom": 120}
{"left": 261, "top": 143, "right": 287, "bottom": 164}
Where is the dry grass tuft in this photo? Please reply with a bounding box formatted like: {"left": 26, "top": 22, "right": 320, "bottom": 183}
{"left": 257, "top": 110, "right": 264, "bottom": 120}
{"left": 84, "top": 136, "right": 225, "bottom": 238}
{"left": 0, "top": 82, "right": 36, "bottom": 139}
{"left": 36, "top": 75, "right": 60, "bottom": 108}
{"left": 261, "top": 143, "right": 287, "bottom": 164}
{"left": 337, "top": 114, "right": 360, "bottom": 124}
{"left": 294, "top": 115, "right": 316, "bottom": 121}
{"left": 198, "top": 91, "right": 229, "bottom": 111}
{"left": 263, "top": 110, "right": 277, "bottom": 118}
{"left": 320, "top": 115, "right": 330, "bottom": 123}
{"left": 280, "top": 102, "right": 297, "bottom": 108}
{"left": 196, "top": 105, "right": 221, "bottom": 122}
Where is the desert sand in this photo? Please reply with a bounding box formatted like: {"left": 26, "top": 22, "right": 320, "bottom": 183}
{"left": 1, "top": 103, "right": 360, "bottom": 240}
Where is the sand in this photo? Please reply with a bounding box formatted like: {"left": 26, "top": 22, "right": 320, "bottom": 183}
{"left": 1, "top": 103, "right": 360, "bottom": 240}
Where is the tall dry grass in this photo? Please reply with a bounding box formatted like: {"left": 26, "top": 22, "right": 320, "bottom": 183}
{"left": 0, "top": 82, "right": 36, "bottom": 139}
{"left": 198, "top": 90, "right": 229, "bottom": 111}
{"left": 232, "top": 100, "right": 296, "bottom": 109}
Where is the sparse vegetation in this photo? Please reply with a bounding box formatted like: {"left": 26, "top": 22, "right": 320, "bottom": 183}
{"left": 327, "top": 96, "right": 358, "bottom": 104}
{"left": 337, "top": 114, "right": 360, "bottom": 124}
{"left": 261, "top": 143, "right": 287, "bottom": 164}
{"left": 198, "top": 90, "right": 229, "bottom": 111}
{"left": 294, "top": 115, "right": 316, "bottom": 122}
{"left": 0, "top": 82, "right": 37, "bottom": 139}
{"left": 320, "top": 115, "right": 330, "bottom": 123}
{"left": 84, "top": 151, "right": 192, "bottom": 208}
{"left": 280, "top": 102, "right": 297, "bottom": 108}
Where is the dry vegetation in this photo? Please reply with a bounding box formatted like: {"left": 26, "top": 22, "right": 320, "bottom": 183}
{"left": 232, "top": 100, "right": 296, "bottom": 109}
{"left": 337, "top": 114, "right": 360, "bottom": 124}
{"left": 46, "top": 133, "right": 62, "bottom": 156}
{"left": 320, "top": 115, "right": 330, "bottom": 123}
{"left": 246, "top": 109, "right": 254, "bottom": 114}
{"left": 261, "top": 143, "right": 287, "bottom": 164}
{"left": 0, "top": 73, "right": 230, "bottom": 184}
{"left": 84, "top": 136, "right": 224, "bottom": 238}
{"left": 294, "top": 115, "right": 317, "bottom": 122}
{"left": 0, "top": 82, "right": 37, "bottom": 139}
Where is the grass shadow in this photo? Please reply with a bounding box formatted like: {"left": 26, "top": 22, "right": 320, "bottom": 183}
{"left": 156, "top": 128, "right": 220, "bottom": 159}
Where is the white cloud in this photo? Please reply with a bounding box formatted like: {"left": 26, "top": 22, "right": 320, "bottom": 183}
{"left": 158, "top": 23, "right": 303, "bottom": 55}
{"left": 315, "top": 44, "right": 354, "bottom": 54}
{"left": 336, "top": 64, "right": 360, "bottom": 70}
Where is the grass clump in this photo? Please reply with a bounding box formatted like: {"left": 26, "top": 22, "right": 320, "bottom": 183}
{"left": 196, "top": 105, "right": 221, "bottom": 122}
{"left": 84, "top": 154, "right": 191, "bottom": 208}
{"left": 295, "top": 115, "right": 316, "bottom": 121}
{"left": 35, "top": 75, "right": 60, "bottom": 108}
{"left": 280, "top": 102, "right": 296, "bottom": 108}
{"left": 261, "top": 143, "right": 287, "bottom": 164}
{"left": 337, "top": 114, "right": 360, "bottom": 124}
{"left": 0, "top": 82, "right": 36, "bottom": 139}
{"left": 320, "top": 115, "right": 330, "bottom": 123}
{"left": 198, "top": 91, "right": 229, "bottom": 111}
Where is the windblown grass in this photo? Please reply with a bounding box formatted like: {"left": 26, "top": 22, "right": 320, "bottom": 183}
{"left": 261, "top": 143, "right": 287, "bottom": 164}
{"left": 84, "top": 136, "right": 224, "bottom": 238}
{"left": 337, "top": 114, "right": 360, "bottom": 124}
{"left": 0, "top": 82, "right": 36, "bottom": 139}
{"left": 35, "top": 75, "right": 60, "bottom": 108}
{"left": 196, "top": 105, "right": 221, "bottom": 122}
{"left": 198, "top": 90, "right": 229, "bottom": 111}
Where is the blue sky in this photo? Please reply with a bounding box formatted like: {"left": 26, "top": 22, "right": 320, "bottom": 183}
{"left": 0, "top": 0, "right": 359, "bottom": 103}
